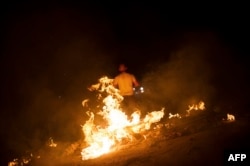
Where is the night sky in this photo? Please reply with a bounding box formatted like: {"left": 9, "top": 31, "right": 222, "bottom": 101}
{"left": 1, "top": 1, "right": 249, "bottom": 164}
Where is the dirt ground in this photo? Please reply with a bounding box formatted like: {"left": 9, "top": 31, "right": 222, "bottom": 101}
{"left": 11, "top": 110, "right": 249, "bottom": 166}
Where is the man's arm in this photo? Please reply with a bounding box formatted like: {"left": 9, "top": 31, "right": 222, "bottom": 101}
{"left": 132, "top": 75, "right": 139, "bottom": 87}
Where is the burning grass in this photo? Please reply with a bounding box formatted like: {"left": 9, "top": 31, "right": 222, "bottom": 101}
{"left": 8, "top": 76, "right": 242, "bottom": 166}
{"left": 81, "top": 76, "right": 165, "bottom": 160}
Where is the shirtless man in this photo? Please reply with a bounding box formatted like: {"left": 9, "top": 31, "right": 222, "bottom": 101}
{"left": 113, "top": 64, "right": 140, "bottom": 115}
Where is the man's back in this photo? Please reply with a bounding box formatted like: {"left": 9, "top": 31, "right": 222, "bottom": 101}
{"left": 113, "top": 72, "right": 137, "bottom": 96}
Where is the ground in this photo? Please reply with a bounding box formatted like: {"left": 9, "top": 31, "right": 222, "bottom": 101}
{"left": 10, "top": 109, "right": 250, "bottom": 166}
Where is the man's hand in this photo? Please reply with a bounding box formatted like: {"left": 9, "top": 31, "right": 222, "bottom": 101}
{"left": 133, "top": 86, "right": 144, "bottom": 94}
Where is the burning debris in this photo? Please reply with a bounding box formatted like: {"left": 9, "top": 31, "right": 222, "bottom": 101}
{"left": 227, "top": 114, "right": 235, "bottom": 121}
{"left": 186, "top": 101, "right": 206, "bottom": 116}
{"left": 8, "top": 156, "right": 31, "bottom": 166}
{"left": 82, "top": 99, "right": 89, "bottom": 107}
{"left": 8, "top": 152, "right": 41, "bottom": 166}
{"left": 167, "top": 101, "right": 205, "bottom": 120}
{"left": 169, "top": 113, "right": 181, "bottom": 119}
{"left": 8, "top": 138, "right": 56, "bottom": 166}
{"left": 222, "top": 113, "right": 236, "bottom": 122}
{"left": 47, "top": 137, "right": 57, "bottom": 148}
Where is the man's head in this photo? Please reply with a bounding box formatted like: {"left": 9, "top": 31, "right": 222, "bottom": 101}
{"left": 118, "top": 64, "right": 127, "bottom": 72}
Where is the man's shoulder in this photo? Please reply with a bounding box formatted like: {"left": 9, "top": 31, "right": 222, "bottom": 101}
{"left": 123, "top": 72, "right": 135, "bottom": 77}
{"left": 116, "top": 72, "right": 135, "bottom": 78}
{"left": 124, "top": 72, "right": 134, "bottom": 75}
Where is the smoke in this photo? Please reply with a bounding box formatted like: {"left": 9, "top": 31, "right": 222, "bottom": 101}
{"left": 2, "top": 4, "right": 249, "bottom": 165}
{"left": 141, "top": 31, "right": 223, "bottom": 114}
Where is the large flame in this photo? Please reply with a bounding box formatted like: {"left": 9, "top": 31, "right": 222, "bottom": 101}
{"left": 81, "top": 76, "right": 164, "bottom": 160}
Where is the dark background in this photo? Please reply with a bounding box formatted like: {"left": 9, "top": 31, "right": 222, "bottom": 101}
{"left": 1, "top": 1, "right": 249, "bottom": 165}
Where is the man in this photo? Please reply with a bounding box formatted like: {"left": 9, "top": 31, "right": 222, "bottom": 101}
{"left": 113, "top": 64, "right": 140, "bottom": 115}
{"left": 113, "top": 64, "right": 139, "bottom": 96}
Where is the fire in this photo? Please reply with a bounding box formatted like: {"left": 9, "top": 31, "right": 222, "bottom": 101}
{"left": 81, "top": 76, "right": 164, "bottom": 160}
{"left": 186, "top": 101, "right": 205, "bottom": 116}
{"left": 48, "top": 137, "right": 57, "bottom": 147}
{"left": 168, "top": 101, "right": 205, "bottom": 120}
{"left": 227, "top": 114, "right": 235, "bottom": 121}
{"left": 169, "top": 113, "right": 181, "bottom": 119}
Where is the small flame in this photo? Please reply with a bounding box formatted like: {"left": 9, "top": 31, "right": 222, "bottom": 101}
{"left": 169, "top": 113, "right": 181, "bottom": 119}
{"left": 8, "top": 159, "right": 18, "bottom": 166}
{"left": 48, "top": 137, "right": 57, "bottom": 147}
{"left": 82, "top": 99, "right": 89, "bottom": 107}
{"left": 227, "top": 114, "right": 235, "bottom": 121}
{"left": 186, "top": 101, "right": 205, "bottom": 116}
{"left": 8, "top": 153, "right": 34, "bottom": 166}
